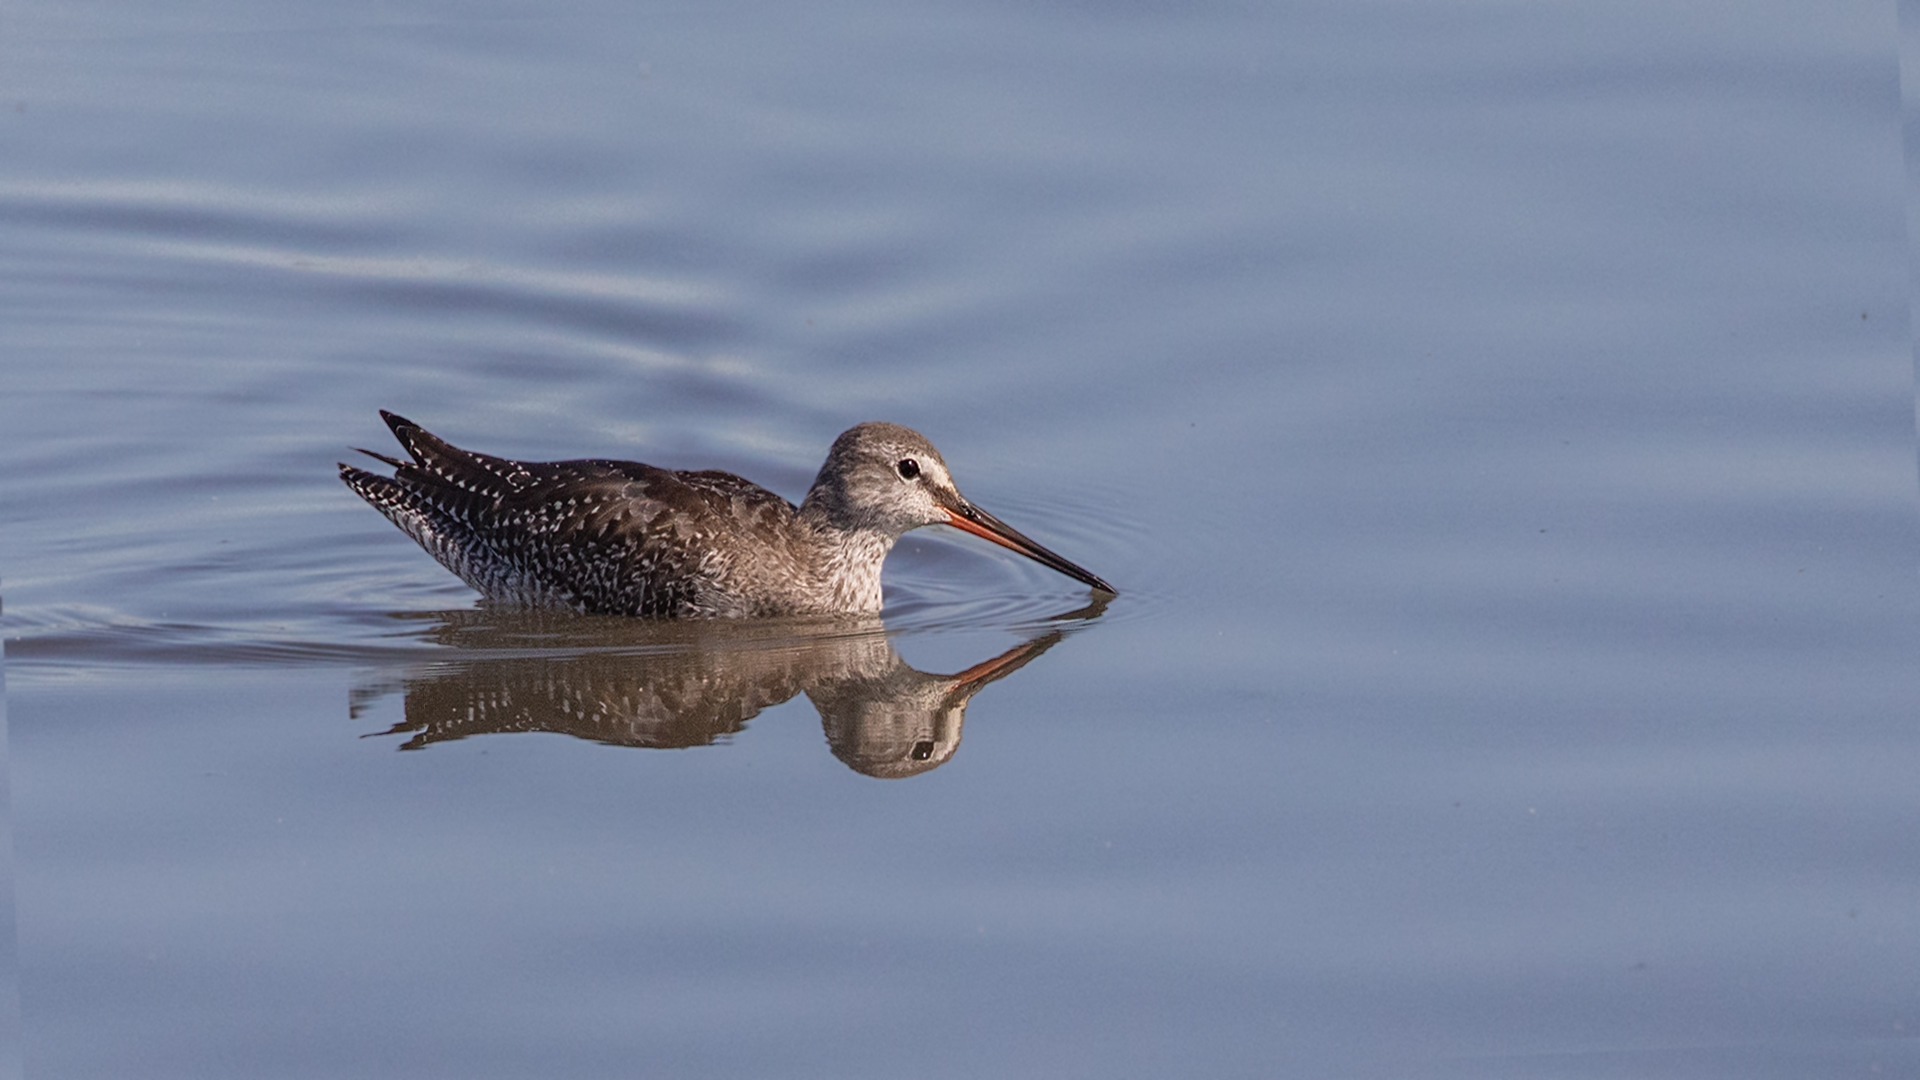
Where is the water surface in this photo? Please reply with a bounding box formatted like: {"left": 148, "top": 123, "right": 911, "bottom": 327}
{"left": 3, "top": 1, "right": 1916, "bottom": 1076}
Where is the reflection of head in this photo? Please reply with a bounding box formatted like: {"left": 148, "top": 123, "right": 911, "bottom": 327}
{"left": 812, "top": 677, "right": 968, "bottom": 779}
{"left": 808, "top": 630, "right": 1064, "bottom": 779}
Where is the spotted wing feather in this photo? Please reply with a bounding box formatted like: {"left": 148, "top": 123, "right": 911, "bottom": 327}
{"left": 341, "top": 413, "right": 805, "bottom": 616}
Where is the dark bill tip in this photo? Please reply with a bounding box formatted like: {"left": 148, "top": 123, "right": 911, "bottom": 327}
{"left": 942, "top": 503, "right": 1117, "bottom": 596}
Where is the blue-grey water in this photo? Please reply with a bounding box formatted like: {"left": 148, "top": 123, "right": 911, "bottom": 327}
{"left": 4, "top": 1, "right": 1917, "bottom": 1077}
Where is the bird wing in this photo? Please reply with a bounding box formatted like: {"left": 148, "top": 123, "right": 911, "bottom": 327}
{"left": 344, "top": 414, "right": 801, "bottom": 615}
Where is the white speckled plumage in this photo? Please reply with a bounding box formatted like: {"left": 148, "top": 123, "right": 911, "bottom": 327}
{"left": 340, "top": 411, "right": 1114, "bottom": 617}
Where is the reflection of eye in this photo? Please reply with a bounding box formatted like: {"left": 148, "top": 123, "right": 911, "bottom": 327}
{"left": 896, "top": 458, "right": 920, "bottom": 481}
{"left": 911, "top": 740, "right": 935, "bottom": 760}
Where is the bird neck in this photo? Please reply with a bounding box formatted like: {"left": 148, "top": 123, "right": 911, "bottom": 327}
{"left": 796, "top": 498, "right": 895, "bottom": 614}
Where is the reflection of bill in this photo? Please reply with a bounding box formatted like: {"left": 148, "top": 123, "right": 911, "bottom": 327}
{"left": 351, "top": 599, "right": 1105, "bottom": 779}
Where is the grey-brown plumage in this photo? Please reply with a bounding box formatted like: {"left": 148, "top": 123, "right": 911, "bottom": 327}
{"left": 339, "top": 411, "right": 1114, "bottom": 617}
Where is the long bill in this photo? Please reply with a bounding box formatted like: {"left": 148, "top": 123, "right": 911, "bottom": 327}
{"left": 940, "top": 500, "right": 1117, "bottom": 595}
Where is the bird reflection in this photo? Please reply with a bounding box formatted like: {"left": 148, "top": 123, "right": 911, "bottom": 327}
{"left": 351, "top": 598, "right": 1105, "bottom": 778}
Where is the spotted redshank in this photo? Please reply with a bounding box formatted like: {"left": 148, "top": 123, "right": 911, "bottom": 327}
{"left": 340, "top": 411, "right": 1116, "bottom": 617}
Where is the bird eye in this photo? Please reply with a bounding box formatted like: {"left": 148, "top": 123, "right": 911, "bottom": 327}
{"left": 896, "top": 458, "right": 920, "bottom": 480}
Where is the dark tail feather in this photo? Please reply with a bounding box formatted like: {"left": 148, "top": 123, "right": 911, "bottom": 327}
{"left": 377, "top": 410, "right": 525, "bottom": 491}
{"left": 339, "top": 461, "right": 408, "bottom": 510}
{"left": 340, "top": 460, "right": 494, "bottom": 593}
{"left": 380, "top": 410, "right": 452, "bottom": 472}
{"left": 354, "top": 447, "right": 409, "bottom": 469}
